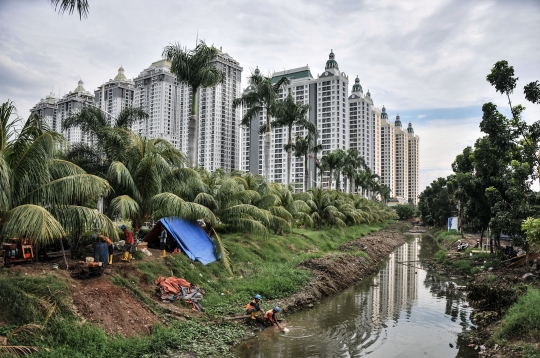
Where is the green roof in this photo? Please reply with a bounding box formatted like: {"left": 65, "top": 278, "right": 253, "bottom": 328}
{"left": 272, "top": 69, "right": 313, "bottom": 84}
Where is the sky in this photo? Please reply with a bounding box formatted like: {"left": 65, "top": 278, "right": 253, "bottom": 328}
{"left": 1, "top": 0, "right": 540, "bottom": 193}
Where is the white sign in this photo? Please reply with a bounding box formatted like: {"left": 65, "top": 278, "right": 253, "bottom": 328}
{"left": 448, "top": 217, "right": 459, "bottom": 231}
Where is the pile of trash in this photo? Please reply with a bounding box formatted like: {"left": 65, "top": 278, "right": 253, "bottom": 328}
{"left": 155, "top": 276, "right": 205, "bottom": 312}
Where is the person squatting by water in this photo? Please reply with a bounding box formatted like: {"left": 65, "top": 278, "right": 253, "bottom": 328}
{"left": 94, "top": 233, "right": 113, "bottom": 265}
{"left": 121, "top": 225, "right": 134, "bottom": 263}
{"left": 264, "top": 307, "right": 283, "bottom": 330}
{"left": 159, "top": 225, "right": 167, "bottom": 258}
{"left": 245, "top": 294, "right": 262, "bottom": 320}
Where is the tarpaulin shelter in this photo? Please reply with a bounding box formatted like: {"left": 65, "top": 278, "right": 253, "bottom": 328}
{"left": 144, "top": 217, "right": 218, "bottom": 265}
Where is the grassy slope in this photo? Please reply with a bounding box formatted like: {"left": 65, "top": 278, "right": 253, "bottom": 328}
{"left": 0, "top": 222, "right": 386, "bottom": 357}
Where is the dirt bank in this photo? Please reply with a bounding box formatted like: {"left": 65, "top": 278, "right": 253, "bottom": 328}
{"left": 280, "top": 222, "right": 409, "bottom": 312}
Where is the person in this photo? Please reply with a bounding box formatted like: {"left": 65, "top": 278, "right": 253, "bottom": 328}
{"left": 121, "top": 225, "right": 135, "bottom": 263}
{"left": 264, "top": 307, "right": 282, "bottom": 330}
{"left": 159, "top": 225, "right": 167, "bottom": 258}
{"left": 94, "top": 233, "right": 114, "bottom": 265}
{"left": 245, "top": 294, "right": 262, "bottom": 320}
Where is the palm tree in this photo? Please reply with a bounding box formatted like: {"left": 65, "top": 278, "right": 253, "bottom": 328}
{"left": 50, "top": 0, "right": 89, "bottom": 19}
{"left": 233, "top": 68, "right": 290, "bottom": 181}
{"left": 0, "top": 100, "right": 117, "bottom": 246}
{"left": 307, "top": 188, "right": 346, "bottom": 230}
{"left": 342, "top": 148, "right": 366, "bottom": 194}
{"left": 194, "top": 176, "right": 270, "bottom": 237}
{"left": 106, "top": 134, "right": 214, "bottom": 231}
{"left": 62, "top": 106, "right": 149, "bottom": 176}
{"left": 163, "top": 41, "right": 225, "bottom": 168}
{"left": 292, "top": 135, "right": 313, "bottom": 191}
{"left": 321, "top": 149, "right": 346, "bottom": 190}
{"left": 272, "top": 94, "right": 315, "bottom": 186}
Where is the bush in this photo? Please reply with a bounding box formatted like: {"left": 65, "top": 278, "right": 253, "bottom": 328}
{"left": 494, "top": 288, "right": 540, "bottom": 342}
{"left": 394, "top": 204, "right": 415, "bottom": 220}
{"left": 435, "top": 249, "right": 448, "bottom": 263}
{"left": 453, "top": 259, "right": 471, "bottom": 274}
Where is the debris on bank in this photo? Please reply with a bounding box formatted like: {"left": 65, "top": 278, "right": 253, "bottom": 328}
{"left": 155, "top": 276, "right": 205, "bottom": 312}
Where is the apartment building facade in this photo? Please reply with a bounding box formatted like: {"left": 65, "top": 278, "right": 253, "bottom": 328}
{"left": 94, "top": 66, "right": 135, "bottom": 126}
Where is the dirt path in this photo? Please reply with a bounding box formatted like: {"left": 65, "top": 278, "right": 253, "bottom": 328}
{"left": 280, "top": 222, "right": 409, "bottom": 312}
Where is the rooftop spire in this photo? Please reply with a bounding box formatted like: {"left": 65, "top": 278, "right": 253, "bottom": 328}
{"left": 325, "top": 49, "right": 339, "bottom": 70}
{"left": 352, "top": 75, "right": 363, "bottom": 93}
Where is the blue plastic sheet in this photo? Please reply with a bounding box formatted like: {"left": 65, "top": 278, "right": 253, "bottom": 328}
{"left": 161, "top": 217, "right": 218, "bottom": 265}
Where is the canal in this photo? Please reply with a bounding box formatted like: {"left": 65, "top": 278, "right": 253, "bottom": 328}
{"left": 234, "top": 235, "right": 478, "bottom": 358}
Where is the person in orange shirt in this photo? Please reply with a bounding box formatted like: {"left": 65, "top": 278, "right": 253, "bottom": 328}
{"left": 245, "top": 294, "right": 262, "bottom": 320}
{"left": 121, "top": 225, "right": 135, "bottom": 263}
{"left": 94, "top": 233, "right": 114, "bottom": 265}
{"left": 264, "top": 307, "right": 283, "bottom": 331}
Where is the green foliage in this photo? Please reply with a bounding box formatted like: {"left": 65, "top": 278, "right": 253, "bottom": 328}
{"left": 394, "top": 204, "right": 416, "bottom": 220}
{"left": 494, "top": 288, "right": 540, "bottom": 342}
{"left": 434, "top": 249, "right": 448, "bottom": 263}
{"left": 452, "top": 260, "right": 471, "bottom": 274}
{"left": 522, "top": 217, "right": 540, "bottom": 251}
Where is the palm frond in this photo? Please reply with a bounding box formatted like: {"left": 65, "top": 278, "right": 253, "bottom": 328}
{"left": 48, "top": 159, "right": 86, "bottom": 179}
{"left": 50, "top": 0, "right": 89, "bottom": 19}
{"left": 2, "top": 205, "right": 65, "bottom": 244}
{"left": 0, "top": 345, "right": 40, "bottom": 357}
{"left": 50, "top": 205, "right": 119, "bottom": 240}
{"left": 211, "top": 227, "right": 233, "bottom": 276}
{"left": 108, "top": 161, "right": 141, "bottom": 202}
{"left": 109, "top": 195, "right": 140, "bottom": 220}
{"left": 194, "top": 192, "right": 218, "bottom": 210}
{"left": 21, "top": 174, "right": 111, "bottom": 207}
{"left": 149, "top": 192, "right": 217, "bottom": 227}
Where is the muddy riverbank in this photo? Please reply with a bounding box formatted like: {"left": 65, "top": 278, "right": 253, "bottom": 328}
{"left": 279, "top": 222, "right": 410, "bottom": 313}
{"left": 426, "top": 230, "right": 540, "bottom": 358}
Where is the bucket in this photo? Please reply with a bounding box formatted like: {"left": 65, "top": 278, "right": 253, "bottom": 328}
{"left": 93, "top": 242, "right": 109, "bottom": 264}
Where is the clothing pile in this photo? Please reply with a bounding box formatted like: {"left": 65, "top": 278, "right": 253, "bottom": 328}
{"left": 155, "top": 276, "right": 205, "bottom": 312}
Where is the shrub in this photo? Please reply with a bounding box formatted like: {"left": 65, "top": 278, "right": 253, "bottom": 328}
{"left": 453, "top": 260, "right": 471, "bottom": 274}
{"left": 435, "top": 249, "right": 448, "bottom": 263}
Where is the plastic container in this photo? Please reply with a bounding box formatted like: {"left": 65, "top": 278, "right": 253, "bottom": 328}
{"left": 93, "top": 242, "right": 109, "bottom": 264}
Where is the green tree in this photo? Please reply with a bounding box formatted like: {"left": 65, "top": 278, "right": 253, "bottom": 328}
{"left": 273, "top": 94, "right": 315, "bottom": 186}
{"left": 321, "top": 149, "right": 346, "bottom": 190}
{"left": 62, "top": 105, "right": 149, "bottom": 176}
{"left": 418, "top": 177, "right": 454, "bottom": 227}
{"left": 394, "top": 204, "right": 415, "bottom": 220}
{"left": 163, "top": 41, "right": 225, "bottom": 168}
{"left": 106, "top": 134, "right": 215, "bottom": 231}
{"left": 0, "top": 100, "right": 117, "bottom": 245}
{"left": 342, "top": 148, "right": 365, "bottom": 194}
{"left": 233, "top": 68, "right": 289, "bottom": 181}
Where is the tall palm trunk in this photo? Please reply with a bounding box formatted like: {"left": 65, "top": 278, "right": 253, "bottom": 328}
{"left": 328, "top": 170, "right": 333, "bottom": 190}
{"left": 264, "top": 112, "right": 271, "bottom": 181}
{"left": 287, "top": 124, "right": 292, "bottom": 186}
{"left": 304, "top": 153, "right": 309, "bottom": 191}
{"left": 188, "top": 89, "right": 199, "bottom": 168}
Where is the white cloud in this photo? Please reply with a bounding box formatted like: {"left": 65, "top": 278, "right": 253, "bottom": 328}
{"left": 415, "top": 117, "right": 482, "bottom": 190}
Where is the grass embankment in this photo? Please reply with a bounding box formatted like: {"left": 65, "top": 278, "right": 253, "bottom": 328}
{"left": 431, "top": 229, "right": 500, "bottom": 275}
{"left": 0, "top": 222, "right": 386, "bottom": 357}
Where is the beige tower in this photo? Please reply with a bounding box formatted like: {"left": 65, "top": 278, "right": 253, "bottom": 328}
{"left": 394, "top": 114, "right": 409, "bottom": 202}
{"left": 407, "top": 122, "right": 420, "bottom": 204}
{"left": 380, "top": 106, "right": 395, "bottom": 197}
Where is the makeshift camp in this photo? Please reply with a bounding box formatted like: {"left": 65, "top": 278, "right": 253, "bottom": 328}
{"left": 155, "top": 276, "right": 205, "bottom": 312}
{"left": 144, "top": 217, "right": 218, "bottom": 265}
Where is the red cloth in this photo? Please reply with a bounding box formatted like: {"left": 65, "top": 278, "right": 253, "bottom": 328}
{"left": 124, "top": 230, "right": 134, "bottom": 244}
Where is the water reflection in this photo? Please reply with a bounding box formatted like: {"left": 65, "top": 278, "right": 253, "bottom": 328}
{"left": 235, "top": 236, "right": 477, "bottom": 358}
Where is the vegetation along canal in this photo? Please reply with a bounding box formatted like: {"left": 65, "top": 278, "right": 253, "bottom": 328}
{"left": 235, "top": 234, "right": 479, "bottom": 357}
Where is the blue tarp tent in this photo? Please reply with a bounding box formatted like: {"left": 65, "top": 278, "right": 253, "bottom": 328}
{"left": 144, "top": 217, "right": 218, "bottom": 265}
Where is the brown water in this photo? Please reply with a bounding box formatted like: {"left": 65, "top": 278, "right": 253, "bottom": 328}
{"left": 234, "top": 235, "right": 478, "bottom": 358}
